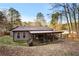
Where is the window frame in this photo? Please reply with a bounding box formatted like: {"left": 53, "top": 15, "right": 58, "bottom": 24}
{"left": 23, "top": 32, "right": 26, "bottom": 38}
{"left": 17, "top": 32, "right": 20, "bottom": 39}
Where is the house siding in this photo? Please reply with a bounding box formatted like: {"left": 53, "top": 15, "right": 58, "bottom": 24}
{"left": 13, "top": 31, "right": 31, "bottom": 41}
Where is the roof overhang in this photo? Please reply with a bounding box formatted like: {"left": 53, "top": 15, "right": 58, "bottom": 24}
{"left": 30, "top": 31, "right": 62, "bottom": 34}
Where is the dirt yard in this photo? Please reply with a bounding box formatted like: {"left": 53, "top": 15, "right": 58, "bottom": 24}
{"left": 0, "top": 39, "right": 79, "bottom": 56}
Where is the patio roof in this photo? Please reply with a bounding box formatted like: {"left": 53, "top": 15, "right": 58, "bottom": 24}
{"left": 30, "top": 31, "right": 62, "bottom": 34}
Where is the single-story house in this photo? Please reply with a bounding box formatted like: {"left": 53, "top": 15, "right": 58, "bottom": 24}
{"left": 11, "top": 26, "right": 62, "bottom": 46}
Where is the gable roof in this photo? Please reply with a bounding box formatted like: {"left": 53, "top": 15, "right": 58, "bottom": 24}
{"left": 12, "top": 26, "right": 53, "bottom": 31}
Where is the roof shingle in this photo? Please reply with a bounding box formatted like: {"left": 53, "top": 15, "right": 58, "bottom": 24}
{"left": 12, "top": 26, "right": 53, "bottom": 31}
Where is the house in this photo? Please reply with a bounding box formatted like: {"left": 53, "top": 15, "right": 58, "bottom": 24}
{"left": 11, "top": 26, "right": 62, "bottom": 46}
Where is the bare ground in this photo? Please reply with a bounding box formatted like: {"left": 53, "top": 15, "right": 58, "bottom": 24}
{"left": 0, "top": 40, "right": 79, "bottom": 56}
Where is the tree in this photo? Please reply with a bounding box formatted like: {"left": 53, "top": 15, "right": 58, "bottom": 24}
{"left": 0, "top": 11, "right": 6, "bottom": 28}
{"left": 14, "top": 10, "right": 22, "bottom": 26}
{"left": 0, "top": 11, "right": 5, "bottom": 23}
{"left": 8, "top": 8, "right": 21, "bottom": 29}
{"left": 66, "top": 3, "right": 73, "bottom": 31}
{"left": 36, "top": 12, "right": 47, "bottom": 27}
{"left": 0, "top": 10, "right": 8, "bottom": 33}
{"left": 50, "top": 3, "right": 74, "bottom": 33}
{"left": 50, "top": 3, "right": 79, "bottom": 39}
{"left": 50, "top": 12, "right": 61, "bottom": 30}
{"left": 71, "top": 4, "right": 78, "bottom": 33}
{"left": 14, "top": 19, "right": 22, "bottom": 26}
{"left": 77, "top": 4, "right": 79, "bottom": 35}
{"left": 64, "top": 3, "right": 71, "bottom": 32}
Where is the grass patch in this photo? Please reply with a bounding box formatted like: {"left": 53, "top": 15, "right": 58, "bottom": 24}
{"left": 0, "top": 36, "right": 27, "bottom": 46}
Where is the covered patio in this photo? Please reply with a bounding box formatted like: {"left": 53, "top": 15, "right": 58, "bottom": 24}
{"left": 30, "top": 31, "right": 62, "bottom": 43}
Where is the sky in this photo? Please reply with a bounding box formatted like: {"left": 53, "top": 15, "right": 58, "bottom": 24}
{"left": 0, "top": 3, "right": 52, "bottom": 23}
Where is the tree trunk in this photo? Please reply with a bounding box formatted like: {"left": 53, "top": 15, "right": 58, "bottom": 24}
{"left": 66, "top": 4, "right": 73, "bottom": 31}
{"left": 77, "top": 8, "right": 79, "bottom": 36}
{"left": 64, "top": 4, "right": 71, "bottom": 33}
{"left": 72, "top": 4, "right": 78, "bottom": 34}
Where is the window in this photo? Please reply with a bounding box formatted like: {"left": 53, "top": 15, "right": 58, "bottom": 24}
{"left": 23, "top": 32, "right": 25, "bottom": 38}
{"left": 17, "top": 32, "right": 20, "bottom": 38}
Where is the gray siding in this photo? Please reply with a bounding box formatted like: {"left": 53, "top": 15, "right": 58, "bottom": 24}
{"left": 13, "top": 31, "right": 31, "bottom": 41}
